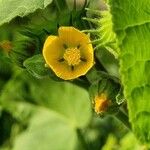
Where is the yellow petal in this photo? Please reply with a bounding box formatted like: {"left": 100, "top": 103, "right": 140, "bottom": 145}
{"left": 43, "top": 35, "right": 64, "bottom": 66}
{"left": 58, "top": 26, "right": 90, "bottom": 47}
{"left": 49, "top": 62, "right": 91, "bottom": 80}
{"left": 79, "top": 43, "right": 94, "bottom": 66}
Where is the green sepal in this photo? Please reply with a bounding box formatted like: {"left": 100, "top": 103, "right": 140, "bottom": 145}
{"left": 23, "top": 54, "right": 49, "bottom": 79}
{"left": 86, "top": 67, "right": 119, "bottom": 85}
{"left": 86, "top": 67, "right": 106, "bottom": 84}
{"left": 99, "top": 79, "right": 120, "bottom": 103}
{"left": 9, "top": 38, "right": 37, "bottom": 67}
{"left": 83, "top": 9, "right": 119, "bottom": 58}
{"left": 19, "top": 24, "right": 57, "bottom": 44}
{"left": 23, "top": 54, "right": 63, "bottom": 81}
{"left": 0, "top": 51, "right": 12, "bottom": 77}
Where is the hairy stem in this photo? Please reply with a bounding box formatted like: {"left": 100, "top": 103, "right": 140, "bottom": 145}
{"left": 114, "top": 109, "right": 131, "bottom": 129}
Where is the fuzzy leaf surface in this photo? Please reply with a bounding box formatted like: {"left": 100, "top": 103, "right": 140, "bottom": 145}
{"left": 0, "top": 0, "right": 52, "bottom": 26}
{"left": 109, "top": 0, "right": 150, "bottom": 145}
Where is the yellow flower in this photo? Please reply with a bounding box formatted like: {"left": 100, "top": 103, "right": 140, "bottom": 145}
{"left": 94, "top": 93, "right": 110, "bottom": 114}
{"left": 42, "top": 26, "right": 94, "bottom": 80}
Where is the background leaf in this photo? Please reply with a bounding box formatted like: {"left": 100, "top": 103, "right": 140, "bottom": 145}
{"left": 0, "top": 70, "right": 92, "bottom": 150}
{"left": 29, "top": 77, "right": 92, "bottom": 128}
{"left": 0, "top": 70, "right": 92, "bottom": 128}
{"left": 12, "top": 108, "right": 78, "bottom": 150}
{"left": 0, "top": 0, "right": 53, "bottom": 26}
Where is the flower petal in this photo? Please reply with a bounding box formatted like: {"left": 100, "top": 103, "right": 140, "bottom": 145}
{"left": 80, "top": 43, "right": 94, "bottom": 64}
{"left": 53, "top": 61, "right": 93, "bottom": 80}
{"left": 58, "top": 27, "right": 90, "bottom": 47}
{"left": 43, "top": 35, "right": 64, "bottom": 66}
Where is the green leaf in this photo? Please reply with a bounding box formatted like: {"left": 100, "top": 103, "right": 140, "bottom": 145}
{"left": 0, "top": 0, "right": 53, "bottom": 26}
{"left": 12, "top": 108, "right": 78, "bottom": 150}
{"left": 0, "top": 70, "right": 92, "bottom": 128}
{"left": 23, "top": 54, "right": 48, "bottom": 79}
{"left": 102, "top": 133, "right": 144, "bottom": 150}
{"left": 120, "top": 133, "right": 144, "bottom": 150}
{"left": 0, "top": 70, "right": 91, "bottom": 149}
{"left": 109, "top": 0, "right": 150, "bottom": 145}
{"left": 29, "top": 79, "right": 92, "bottom": 128}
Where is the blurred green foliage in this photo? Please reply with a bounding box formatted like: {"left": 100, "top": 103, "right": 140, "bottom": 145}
{"left": 0, "top": 0, "right": 146, "bottom": 150}
{"left": 0, "top": 52, "right": 129, "bottom": 150}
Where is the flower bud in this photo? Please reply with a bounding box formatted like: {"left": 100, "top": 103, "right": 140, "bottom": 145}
{"left": 89, "top": 78, "right": 120, "bottom": 115}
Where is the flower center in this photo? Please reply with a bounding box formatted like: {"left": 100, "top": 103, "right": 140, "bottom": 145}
{"left": 94, "top": 94, "right": 109, "bottom": 114}
{"left": 63, "top": 48, "right": 81, "bottom": 66}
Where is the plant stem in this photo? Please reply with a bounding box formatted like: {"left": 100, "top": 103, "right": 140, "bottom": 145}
{"left": 114, "top": 109, "right": 131, "bottom": 129}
